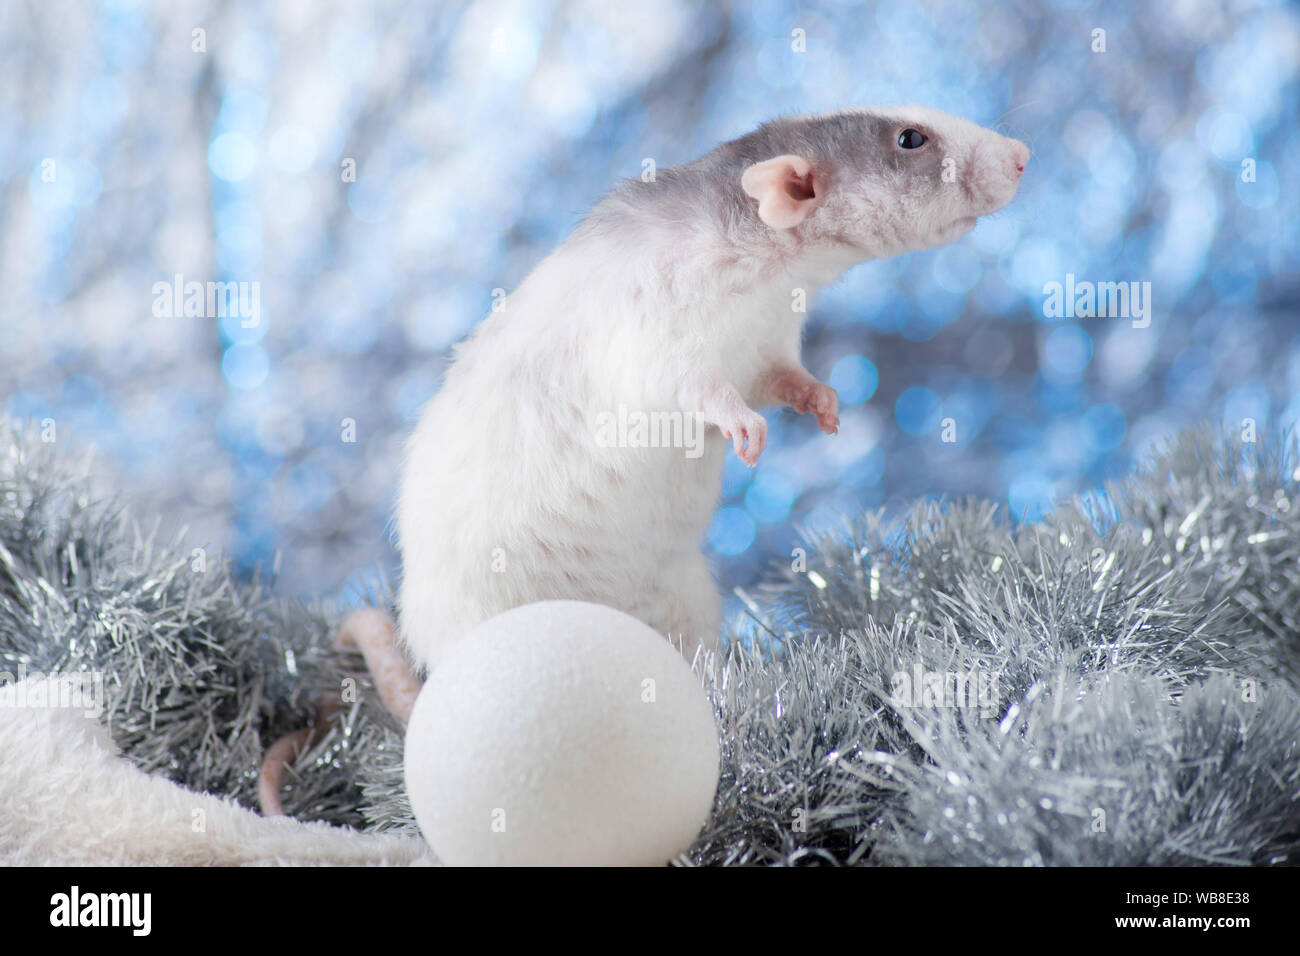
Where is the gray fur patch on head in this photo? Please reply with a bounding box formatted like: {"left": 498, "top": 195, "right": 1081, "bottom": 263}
{"left": 587, "top": 111, "right": 892, "bottom": 241}
{"left": 582, "top": 106, "right": 1027, "bottom": 266}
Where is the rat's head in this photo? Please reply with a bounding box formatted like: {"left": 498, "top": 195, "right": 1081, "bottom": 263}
{"left": 736, "top": 106, "right": 1028, "bottom": 260}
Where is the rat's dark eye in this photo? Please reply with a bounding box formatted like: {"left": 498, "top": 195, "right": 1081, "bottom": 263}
{"left": 898, "top": 128, "right": 927, "bottom": 149}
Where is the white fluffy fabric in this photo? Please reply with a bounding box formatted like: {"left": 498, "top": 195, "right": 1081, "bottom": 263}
{"left": 0, "top": 678, "right": 434, "bottom": 866}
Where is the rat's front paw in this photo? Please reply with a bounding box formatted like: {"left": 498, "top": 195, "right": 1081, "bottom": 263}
{"left": 809, "top": 383, "right": 839, "bottom": 434}
{"left": 721, "top": 410, "right": 767, "bottom": 466}
{"left": 787, "top": 381, "right": 839, "bottom": 434}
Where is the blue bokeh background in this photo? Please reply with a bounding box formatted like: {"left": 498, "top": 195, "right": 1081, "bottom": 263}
{"left": 2, "top": 0, "right": 1297, "bottom": 621}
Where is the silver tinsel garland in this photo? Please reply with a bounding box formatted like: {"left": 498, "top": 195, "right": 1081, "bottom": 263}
{"left": 1, "top": 419, "right": 1297, "bottom": 865}
{"left": 0, "top": 424, "right": 371, "bottom": 825}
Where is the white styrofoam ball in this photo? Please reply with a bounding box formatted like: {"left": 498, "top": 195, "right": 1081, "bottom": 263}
{"left": 403, "top": 600, "right": 719, "bottom": 866}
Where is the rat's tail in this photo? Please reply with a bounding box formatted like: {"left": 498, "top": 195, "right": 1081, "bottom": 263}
{"left": 257, "top": 608, "right": 424, "bottom": 816}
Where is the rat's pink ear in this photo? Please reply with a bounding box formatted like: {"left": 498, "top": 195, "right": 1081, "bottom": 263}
{"left": 741, "top": 154, "right": 819, "bottom": 229}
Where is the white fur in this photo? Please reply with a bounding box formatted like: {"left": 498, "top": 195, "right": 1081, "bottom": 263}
{"left": 398, "top": 107, "right": 1027, "bottom": 673}
{"left": 0, "top": 678, "right": 435, "bottom": 866}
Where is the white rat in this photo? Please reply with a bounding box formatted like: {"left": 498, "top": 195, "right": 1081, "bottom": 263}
{"left": 396, "top": 106, "right": 1027, "bottom": 675}
{"left": 258, "top": 106, "right": 1028, "bottom": 814}
{"left": 392, "top": 106, "right": 1024, "bottom": 671}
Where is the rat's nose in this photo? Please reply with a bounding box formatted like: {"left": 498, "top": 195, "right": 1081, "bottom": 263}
{"left": 1011, "top": 142, "right": 1029, "bottom": 177}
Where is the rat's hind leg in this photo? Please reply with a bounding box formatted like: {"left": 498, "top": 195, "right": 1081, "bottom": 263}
{"left": 653, "top": 552, "right": 722, "bottom": 663}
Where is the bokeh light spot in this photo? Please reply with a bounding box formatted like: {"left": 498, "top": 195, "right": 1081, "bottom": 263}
{"left": 1043, "top": 325, "right": 1093, "bottom": 378}
{"left": 708, "top": 506, "right": 756, "bottom": 556}
{"left": 895, "top": 386, "right": 942, "bottom": 436}
{"left": 221, "top": 344, "right": 270, "bottom": 390}
{"left": 208, "top": 131, "right": 258, "bottom": 182}
{"left": 829, "top": 354, "right": 879, "bottom": 405}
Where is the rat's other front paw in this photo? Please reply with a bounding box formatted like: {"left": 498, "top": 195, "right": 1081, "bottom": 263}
{"left": 788, "top": 381, "right": 840, "bottom": 434}
{"left": 720, "top": 409, "right": 767, "bottom": 466}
